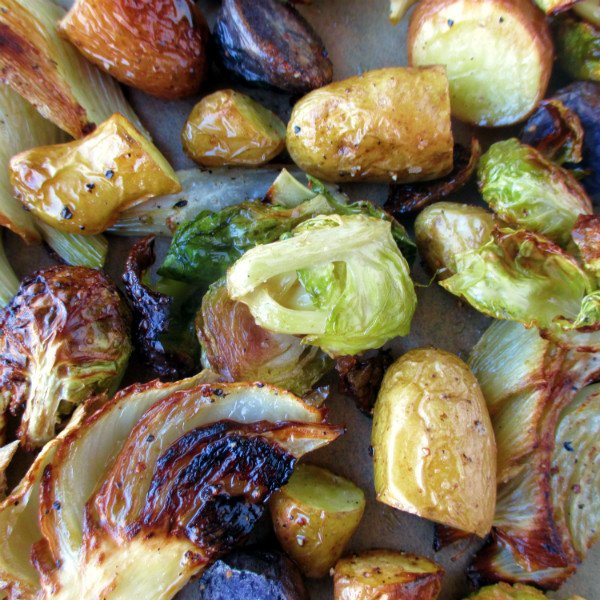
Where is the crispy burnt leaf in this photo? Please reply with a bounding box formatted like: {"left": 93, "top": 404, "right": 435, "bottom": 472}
{"left": 198, "top": 279, "right": 333, "bottom": 396}
{"left": 572, "top": 214, "right": 600, "bottom": 279}
{"left": 122, "top": 236, "right": 200, "bottom": 380}
{"left": 433, "top": 524, "right": 473, "bottom": 551}
{"left": 0, "top": 265, "right": 131, "bottom": 450}
{"left": 385, "top": 138, "right": 481, "bottom": 215}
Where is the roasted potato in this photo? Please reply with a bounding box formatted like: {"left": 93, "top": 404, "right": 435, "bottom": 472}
{"left": 10, "top": 114, "right": 181, "bottom": 235}
{"left": 333, "top": 549, "right": 444, "bottom": 600}
{"left": 59, "top": 0, "right": 209, "bottom": 99}
{"left": 371, "top": 347, "right": 496, "bottom": 538}
{"left": 286, "top": 67, "right": 453, "bottom": 183}
{"left": 408, "top": 0, "right": 553, "bottom": 126}
{"left": 269, "top": 463, "right": 366, "bottom": 578}
{"left": 181, "top": 90, "right": 286, "bottom": 167}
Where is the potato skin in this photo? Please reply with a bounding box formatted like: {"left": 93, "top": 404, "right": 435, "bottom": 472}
{"left": 182, "top": 90, "right": 286, "bottom": 167}
{"left": 371, "top": 347, "right": 496, "bottom": 538}
{"left": 334, "top": 549, "right": 444, "bottom": 600}
{"left": 286, "top": 67, "right": 453, "bottom": 183}
{"left": 59, "top": 0, "right": 209, "bottom": 99}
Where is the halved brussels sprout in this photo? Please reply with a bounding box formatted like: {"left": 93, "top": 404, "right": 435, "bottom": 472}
{"left": 555, "top": 17, "right": 600, "bottom": 82}
{"left": 227, "top": 214, "right": 417, "bottom": 357}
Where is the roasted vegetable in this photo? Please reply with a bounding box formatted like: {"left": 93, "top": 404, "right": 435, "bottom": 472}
{"left": 531, "top": 0, "right": 573, "bottom": 13}
{"left": 0, "top": 375, "right": 341, "bottom": 600}
{"left": 10, "top": 113, "right": 181, "bottom": 235}
{"left": 555, "top": 17, "right": 600, "bottom": 82}
{"left": 574, "top": 0, "right": 600, "bottom": 27}
{"left": 198, "top": 279, "right": 333, "bottom": 396}
{"left": 333, "top": 550, "right": 444, "bottom": 600}
{"left": 408, "top": 0, "right": 553, "bottom": 126}
{"left": 181, "top": 547, "right": 309, "bottom": 600}
{"left": 286, "top": 66, "right": 453, "bottom": 183}
{"left": 227, "top": 214, "right": 417, "bottom": 357}
{"left": 463, "top": 582, "right": 581, "bottom": 599}
{"left": 0, "top": 265, "right": 132, "bottom": 449}
{"left": 414, "top": 202, "right": 495, "bottom": 279}
{"left": 182, "top": 90, "right": 286, "bottom": 167}
{"left": 270, "top": 464, "right": 366, "bottom": 578}
{"left": 123, "top": 236, "right": 200, "bottom": 381}
{"left": 214, "top": 0, "right": 332, "bottom": 94}
{"left": 0, "top": 0, "right": 145, "bottom": 138}
{"left": 0, "top": 440, "right": 18, "bottom": 497}
{"left": 478, "top": 139, "right": 592, "bottom": 247}
{"left": 572, "top": 215, "right": 600, "bottom": 280}
{"left": 372, "top": 347, "right": 496, "bottom": 537}
{"left": 59, "top": 0, "right": 209, "bottom": 99}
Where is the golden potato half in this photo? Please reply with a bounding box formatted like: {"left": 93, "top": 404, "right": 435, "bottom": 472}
{"left": 371, "top": 347, "right": 496, "bottom": 537}
{"left": 334, "top": 549, "right": 444, "bottom": 600}
{"left": 286, "top": 66, "right": 453, "bottom": 183}
{"left": 270, "top": 464, "right": 365, "bottom": 578}
{"left": 408, "top": 0, "right": 553, "bottom": 126}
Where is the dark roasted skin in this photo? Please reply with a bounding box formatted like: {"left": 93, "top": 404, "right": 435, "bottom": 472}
{"left": 432, "top": 524, "right": 473, "bottom": 551}
{"left": 385, "top": 138, "right": 481, "bottom": 215}
{"left": 573, "top": 214, "right": 600, "bottom": 275}
{"left": 122, "top": 236, "right": 199, "bottom": 381}
{"left": 213, "top": 0, "right": 332, "bottom": 94}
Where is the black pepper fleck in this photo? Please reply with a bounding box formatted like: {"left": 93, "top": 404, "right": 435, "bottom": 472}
{"left": 564, "top": 441, "right": 574, "bottom": 451}
{"left": 294, "top": 126, "right": 301, "bottom": 134}
{"left": 85, "top": 183, "right": 95, "bottom": 192}
{"left": 105, "top": 169, "right": 114, "bottom": 179}
{"left": 448, "top": 19, "right": 454, "bottom": 26}
{"left": 61, "top": 206, "right": 73, "bottom": 220}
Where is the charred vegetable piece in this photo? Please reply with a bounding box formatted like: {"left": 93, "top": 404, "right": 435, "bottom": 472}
{"left": 0, "top": 265, "right": 132, "bottom": 450}
{"left": 270, "top": 464, "right": 365, "bottom": 578}
{"left": 408, "top": 0, "right": 553, "bottom": 126}
{"left": 182, "top": 90, "right": 286, "bottom": 167}
{"left": 158, "top": 194, "right": 332, "bottom": 286}
{"left": 227, "top": 214, "right": 417, "bottom": 358}
{"left": 180, "top": 547, "right": 309, "bottom": 600}
{"left": 572, "top": 214, "right": 600, "bottom": 279}
{"left": 555, "top": 17, "right": 600, "bottom": 82}
{"left": 59, "top": 0, "right": 209, "bottom": 99}
{"left": 214, "top": 0, "right": 332, "bottom": 94}
{"left": 478, "top": 139, "right": 592, "bottom": 247}
{"left": 198, "top": 279, "right": 333, "bottom": 396}
{"left": 0, "top": 0, "right": 145, "bottom": 138}
{"left": 433, "top": 524, "right": 472, "bottom": 551}
{"left": 333, "top": 550, "right": 444, "bottom": 600}
{"left": 123, "top": 236, "right": 200, "bottom": 381}
{"left": 10, "top": 114, "right": 181, "bottom": 235}
{"left": 385, "top": 138, "right": 481, "bottom": 215}
{"left": 372, "top": 348, "right": 496, "bottom": 537}
{"left": 287, "top": 67, "right": 453, "bottom": 183}
{"left": 414, "top": 202, "right": 495, "bottom": 280}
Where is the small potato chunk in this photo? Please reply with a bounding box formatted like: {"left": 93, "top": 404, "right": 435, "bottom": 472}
{"left": 334, "top": 549, "right": 444, "bottom": 600}
{"left": 371, "top": 347, "right": 496, "bottom": 537}
{"left": 269, "top": 463, "right": 366, "bottom": 578}
{"left": 408, "top": 0, "right": 553, "bottom": 126}
{"left": 286, "top": 67, "right": 453, "bottom": 183}
{"left": 59, "top": 0, "right": 209, "bottom": 99}
{"left": 10, "top": 114, "right": 181, "bottom": 235}
{"left": 182, "top": 90, "right": 286, "bottom": 167}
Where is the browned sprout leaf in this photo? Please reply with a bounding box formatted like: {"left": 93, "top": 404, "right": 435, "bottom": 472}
{"left": 572, "top": 214, "right": 600, "bottom": 277}
{"left": 385, "top": 138, "right": 481, "bottom": 215}
{"left": 433, "top": 524, "right": 473, "bottom": 551}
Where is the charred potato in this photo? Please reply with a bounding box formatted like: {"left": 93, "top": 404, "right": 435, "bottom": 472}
{"left": 286, "top": 67, "right": 453, "bottom": 183}
{"left": 10, "top": 114, "right": 181, "bottom": 235}
{"left": 269, "top": 464, "right": 366, "bottom": 578}
{"left": 333, "top": 549, "right": 444, "bottom": 600}
{"left": 182, "top": 90, "right": 286, "bottom": 167}
{"left": 408, "top": 0, "right": 553, "bottom": 126}
{"left": 214, "top": 0, "right": 332, "bottom": 94}
{"left": 371, "top": 347, "right": 496, "bottom": 537}
{"left": 59, "top": 0, "right": 209, "bottom": 99}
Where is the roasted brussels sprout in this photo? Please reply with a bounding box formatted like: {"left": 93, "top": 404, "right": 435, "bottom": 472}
{"left": 286, "top": 67, "right": 454, "bottom": 183}
{"left": 227, "top": 214, "right": 417, "bottom": 357}
{"left": 0, "top": 266, "right": 132, "bottom": 449}
{"left": 372, "top": 347, "right": 496, "bottom": 537}
{"left": 182, "top": 90, "right": 286, "bottom": 167}
{"left": 478, "top": 139, "right": 592, "bottom": 246}
{"left": 10, "top": 114, "right": 181, "bottom": 235}
{"left": 555, "top": 17, "right": 600, "bottom": 82}
{"left": 463, "top": 582, "right": 569, "bottom": 599}
{"left": 415, "top": 202, "right": 495, "bottom": 279}
{"left": 198, "top": 279, "right": 333, "bottom": 396}
{"left": 574, "top": 0, "right": 600, "bottom": 27}
{"left": 270, "top": 464, "right": 366, "bottom": 578}
{"left": 334, "top": 550, "right": 444, "bottom": 600}
{"left": 0, "top": 0, "right": 145, "bottom": 138}
{"left": 214, "top": 0, "right": 332, "bottom": 93}
{"left": 59, "top": 0, "right": 209, "bottom": 99}
{"left": 572, "top": 215, "right": 600, "bottom": 280}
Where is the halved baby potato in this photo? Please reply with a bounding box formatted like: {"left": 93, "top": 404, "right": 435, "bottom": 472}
{"left": 269, "top": 463, "right": 366, "bottom": 578}
{"left": 408, "top": 0, "right": 553, "bottom": 126}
